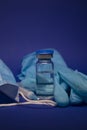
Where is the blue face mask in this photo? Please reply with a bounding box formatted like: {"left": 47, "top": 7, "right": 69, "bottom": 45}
{"left": 1, "top": 48, "right": 87, "bottom": 107}
{"left": 0, "top": 59, "right": 38, "bottom": 106}
{"left": 0, "top": 59, "right": 19, "bottom": 103}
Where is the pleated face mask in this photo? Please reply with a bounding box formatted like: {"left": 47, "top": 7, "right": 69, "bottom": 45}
{"left": 0, "top": 84, "right": 19, "bottom": 103}
{"left": 0, "top": 59, "right": 56, "bottom": 107}
{"left": 1, "top": 48, "right": 87, "bottom": 107}
{"left": 0, "top": 59, "right": 19, "bottom": 103}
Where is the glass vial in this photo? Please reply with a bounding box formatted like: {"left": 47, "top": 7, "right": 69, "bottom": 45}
{"left": 36, "top": 49, "right": 54, "bottom": 96}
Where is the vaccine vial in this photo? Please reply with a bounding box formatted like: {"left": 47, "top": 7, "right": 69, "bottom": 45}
{"left": 36, "top": 49, "right": 54, "bottom": 96}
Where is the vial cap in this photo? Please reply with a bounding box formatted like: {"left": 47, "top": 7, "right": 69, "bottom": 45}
{"left": 36, "top": 49, "right": 54, "bottom": 55}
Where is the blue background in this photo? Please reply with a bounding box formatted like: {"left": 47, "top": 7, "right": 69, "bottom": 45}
{"left": 0, "top": 1, "right": 87, "bottom": 130}
{"left": 0, "top": 0, "right": 87, "bottom": 79}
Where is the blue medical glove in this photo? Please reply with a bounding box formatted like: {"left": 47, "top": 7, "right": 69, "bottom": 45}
{"left": 70, "top": 89, "right": 83, "bottom": 104}
{"left": 58, "top": 66, "right": 87, "bottom": 104}
{"left": 54, "top": 73, "right": 69, "bottom": 107}
{"left": 18, "top": 48, "right": 87, "bottom": 106}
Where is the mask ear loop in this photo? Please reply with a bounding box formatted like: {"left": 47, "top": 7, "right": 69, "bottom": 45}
{"left": 0, "top": 88, "right": 56, "bottom": 108}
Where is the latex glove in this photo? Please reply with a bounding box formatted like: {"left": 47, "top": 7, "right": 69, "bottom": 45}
{"left": 58, "top": 66, "right": 87, "bottom": 104}
{"left": 18, "top": 48, "right": 87, "bottom": 106}
{"left": 54, "top": 73, "right": 69, "bottom": 107}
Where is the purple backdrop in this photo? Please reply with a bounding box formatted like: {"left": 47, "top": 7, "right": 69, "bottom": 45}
{"left": 0, "top": 0, "right": 87, "bottom": 78}
{"left": 0, "top": 2, "right": 87, "bottom": 130}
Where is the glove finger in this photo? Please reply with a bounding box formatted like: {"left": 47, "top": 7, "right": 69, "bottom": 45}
{"left": 58, "top": 67, "right": 87, "bottom": 97}
{"left": 70, "top": 89, "right": 83, "bottom": 105}
{"left": 54, "top": 77, "right": 69, "bottom": 107}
